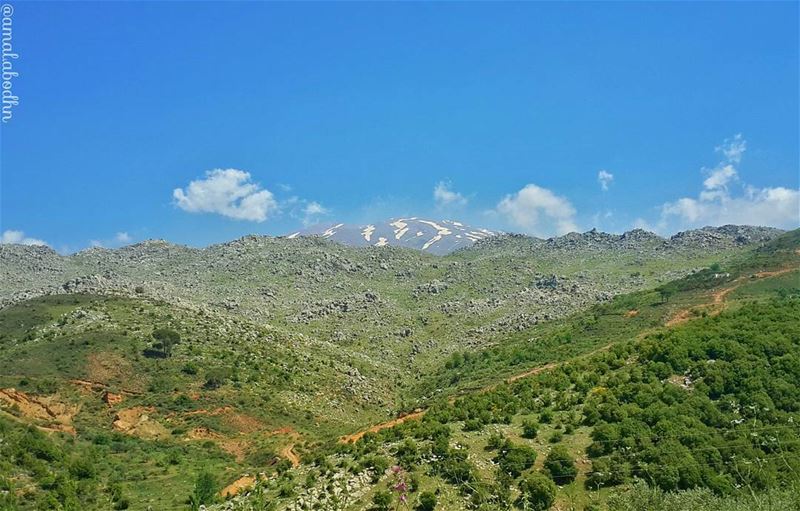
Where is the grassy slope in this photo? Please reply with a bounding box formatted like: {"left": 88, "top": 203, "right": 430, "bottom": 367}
{"left": 0, "top": 294, "right": 395, "bottom": 510}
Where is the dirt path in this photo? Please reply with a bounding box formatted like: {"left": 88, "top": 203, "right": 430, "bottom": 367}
{"left": 666, "top": 266, "right": 797, "bottom": 327}
{"left": 506, "top": 362, "right": 559, "bottom": 384}
{"left": 280, "top": 443, "right": 300, "bottom": 467}
{"left": 505, "top": 342, "right": 615, "bottom": 386}
{"left": 339, "top": 410, "right": 426, "bottom": 444}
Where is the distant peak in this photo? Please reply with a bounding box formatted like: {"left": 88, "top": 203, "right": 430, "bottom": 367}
{"left": 289, "top": 218, "right": 499, "bottom": 255}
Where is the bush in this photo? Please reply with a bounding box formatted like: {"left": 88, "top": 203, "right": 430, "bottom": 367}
{"left": 496, "top": 443, "right": 537, "bottom": 478}
{"left": 522, "top": 420, "right": 539, "bottom": 439}
{"left": 463, "top": 419, "right": 483, "bottom": 432}
{"left": 204, "top": 367, "right": 232, "bottom": 389}
{"left": 516, "top": 472, "right": 556, "bottom": 510}
{"left": 189, "top": 470, "right": 216, "bottom": 510}
{"left": 543, "top": 446, "right": 577, "bottom": 485}
{"left": 486, "top": 432, "right": 506, "bottom": 450}
{"left": 395, "top": 438, "right": 419, "bottom": 467}
{"left": 372, "top": 489, "right": 392, "bottom": 511}
{"left": 67, "top": 457, "right": 96, "bottom": 480}
{"left": 417, "top": 491, "right": 437, "bottom": 511}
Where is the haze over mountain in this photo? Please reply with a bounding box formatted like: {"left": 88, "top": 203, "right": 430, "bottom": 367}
{"left": 288, "top": 218, "right": 499, "bottom": 255}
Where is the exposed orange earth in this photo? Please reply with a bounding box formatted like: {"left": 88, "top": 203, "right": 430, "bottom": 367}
{"left": 339, "top": 410, "right": 426, "bottom": 444}
{"left": 0, "top": 388, "right": 79, "bottom": 435}
{"left": 220, "top": 475, "right": 258, "bottom": 498}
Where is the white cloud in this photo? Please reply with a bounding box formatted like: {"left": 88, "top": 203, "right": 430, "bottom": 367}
{"left": 115, "top": 232, "right": 132, "bottom": 243}
{"left": 702, "top": 164, "right": 737, "bottom": 192}
{"left": 496, "top": 184, "right": 578, "bottom": 237}
{"left": 173, "top": 169, "right": 278, "bottom": 222}
{"left": 597, "top": 170, "right": 614, "bottom": 191}
{"left": 434, "top": 181, "right": 468, "bottom": 208}
{"left": 716, "top": 133, "right": 746, "bottom": 164}
{"left": 653, "top": 135, "right": 799, "bottom": 232}
{"left": 1, "top": 230, "right": 48, "bottom": 246}
{"left": 301, "top": 201, "right": 330, "bottom": 226}
{"left": 632, "top": 218, "right": 654, "bottom": 231}
{"left": 90, "top": 240, "right": 104, "bottom": 248}
{"left": 661, "top": 186, "right": 799, "bottom": 229}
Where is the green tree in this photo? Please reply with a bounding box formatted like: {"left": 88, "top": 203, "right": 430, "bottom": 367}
{"left": 152, "top": 328, "right": 181, "bottom": 357}
{"left": 496, "top": 443, "right": 538, "bottom": 478}
{"left": 544, "top": 446, "right": 577, "bottom": 485}
{"left": 516, "top": 472, "right": 556, "bottom": 510}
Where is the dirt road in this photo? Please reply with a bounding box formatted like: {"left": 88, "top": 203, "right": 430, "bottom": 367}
{"left": 339, "top": 410, "right": 426, "bottom": 444}
{"left": 666, "top": 266, "right": 797, "bottom": 327}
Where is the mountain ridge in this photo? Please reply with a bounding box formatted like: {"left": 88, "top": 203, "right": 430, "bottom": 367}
{"left": 0, "top": 223, "right": 783, "bottom": 257}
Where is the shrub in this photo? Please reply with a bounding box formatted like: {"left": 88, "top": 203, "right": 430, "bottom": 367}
{"left": 372, "top": 489, "right": 392, "bottom": 511}
{"left": 189, "top": 470, "right": 216, "bottom": 510}
{"left": 204, "top": 367, "right": 232, "bottom": 389}
{"left": 544, "top": 446, "right": 577, "bottom": 485}
{"left": 395, "top": 438, "right": 419, "bottom": 467}
{"left": 522, "top": 420, "right": 539, "bottom": 439}
{"left": 463, "top": 419, "right": 483, "bottom": 432}
{"left": 516, "top": 472, "right": 556, "bottom": 510}
{"left": 486, "top": 432, "right": 506, "bottom": 450}
{"left": 495, "top": 443, "right": 537, "bottom": 478}
{"left": 417, "top": 491, "right": 437, "bottom": 511}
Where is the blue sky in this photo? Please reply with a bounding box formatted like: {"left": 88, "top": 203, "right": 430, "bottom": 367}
{"left": 0, "top": 1, "right": 797, "bottom": 252}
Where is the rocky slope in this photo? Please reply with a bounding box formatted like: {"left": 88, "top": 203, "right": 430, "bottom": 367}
{"left": 0, "top": 226, "right": 783, "bottom": 383}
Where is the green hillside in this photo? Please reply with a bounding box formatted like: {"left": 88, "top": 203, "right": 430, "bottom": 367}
{"left": 0, "top": 229, "right": 797, "bottom": 510}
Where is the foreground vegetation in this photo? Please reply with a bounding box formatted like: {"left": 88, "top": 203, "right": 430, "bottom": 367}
{"left": 222, "top": 295, "right": 798, "bottom": 510}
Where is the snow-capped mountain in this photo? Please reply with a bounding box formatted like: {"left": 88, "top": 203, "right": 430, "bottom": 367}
{"left": 286, "top": 218, "right": 499, "bottom": 255}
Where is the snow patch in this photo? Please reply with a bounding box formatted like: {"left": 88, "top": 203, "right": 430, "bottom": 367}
{"left": 422, "top": 235, "right": 443, "bottom": 250}
{"left": 390, "top": 219, "right": 410, "bottom": 240}
{"left": 418, "top": 220, "right": 452, "bottom": 236}
{"left": 322, "top": 223, "right": 344, "bottom": 238}
{"left": 362, "top": 225, "right": 375, "bottom": 242}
